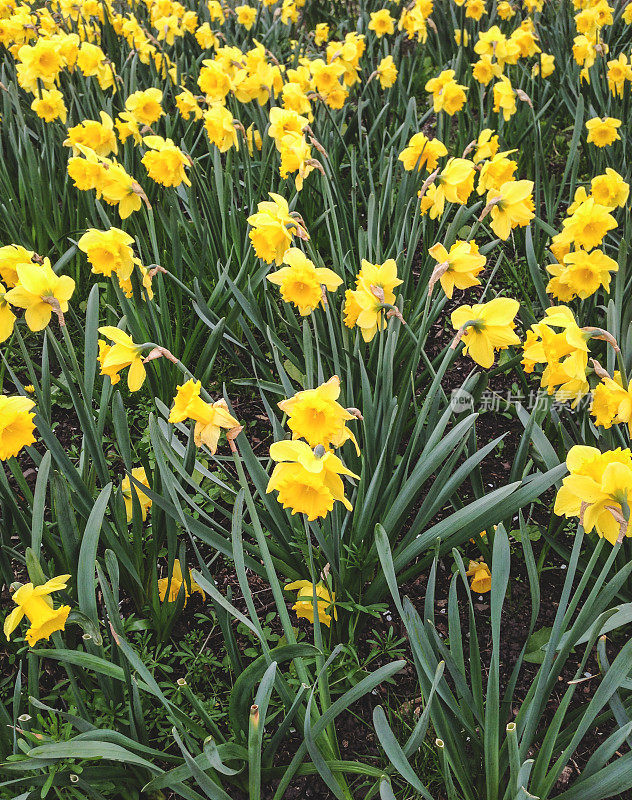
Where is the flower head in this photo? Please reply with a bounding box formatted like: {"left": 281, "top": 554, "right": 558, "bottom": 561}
{"left": 121, "top": 467, "right": 152, "bottom": 522}
{"left": 284, "top": 580, "right": 336, "bottom": 626}
{"left": 0, "top": 395, "right": 36, "bottom": 460}
{"left": 158, "top": 559, "right": 205, "bottom": 604}
{"left": 6, "top": 259, "right": 75, "bottom": 331}
{"left": 266, "top": 439, "right": 359, "bottom": 520}
{"left": 278, "top": 376, "right": 359, "bottom": 453}
{"left": 97, "top": 327, "right": 146, "bottom": 391}
{"left": 4, "top": 575, "right": 71, "bottom": 646}
{"left": 451, "top": 297, "right": 520, "bottom": 368}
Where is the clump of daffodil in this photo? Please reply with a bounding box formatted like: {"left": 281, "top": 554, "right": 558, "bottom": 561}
{"left": 266, "top": 248, "right": 342, "bottom": 315}
{"left": 466, "top": 560, "right": 492, "bottom": 593}
{"left": 284, "top": 580, "right": 336, "bottom": 626}
{"left": 4, "top": 574, "right": 71, "bottom": 646}
{"left": 266, "top": 440, "right": 359, "bottom": 520}
{"left": 343, "top": 259, "right": 403, "bottom": 342}
{"left": 6, "top": 259, "right": 75, "bottom": 330}
{"left": 521, "top": 306, "right": 605, "bottom": 406}
{"left": 0, "top": 395, "right": 36, "bottom": 460}
{"left": 247, "top": 193, "right": 309, "bottom": 265}
{"left": 555, "top": 446, "right": 632, "bottom": 544}
{"left": 97, "top": 327, "right": 146, "bottom": 391}
{"left": 451, "top": 297, "right": 520, "bottom": 369}
{"left": 120, "top": 468, "right": 152, "bottom": 522}
{"left": 278, "top": 376, "right": 360, "bottom": 453}
{"left": 428, "top": 239, "right": 486, "bottom": 299}
{"left": 169, "top": 379, "right": 241, "bottom": 453}
{"left": 158, "top": 559, "right": 205, "bottom": 605}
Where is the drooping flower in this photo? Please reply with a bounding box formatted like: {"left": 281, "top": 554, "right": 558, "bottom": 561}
{"left": 158, "top": 559, "right": 205, "bottom": 604}
{"left": 169, "top": 379, "right": 240, "bottom": 453}
{"left": 0, "top": 395, "right": 36, "bottom": 460}
{"left": 278, "top": 376, "right": 359, "bottom": 453}
{"left": 266, "top": 440, "right": 359, "bottom": 520}
{"left": 428, "top": 240, "right": 486, "bottom": 298}
{"left": 284, "top": 580, "right": 336, "bottom": 626}
{"left": 4, "top": 575, "right": 71, "bottom": 646}
{"left": 485, "top": 180, "right": 535, "bottom": 240}
{"left": 451, "top": 297, "right": 521, "bottom": 369}
{"left": 466, "top": 560, "right": 492, "bottom": 593}
{"left": 97, "top": 327, "right": 146, "bottom": 391}
{"left": 120, "top": 467, "right": 152, "bottom": 522}
{"left": 0, "top": 245, "right": 35, "bottom": 288}
{"left": 5, "top": 259, "right": 75, "bottom": 331}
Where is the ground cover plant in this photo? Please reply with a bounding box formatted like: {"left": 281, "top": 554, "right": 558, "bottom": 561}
{"left": 0, "top": 0, "right": 632, "bottom": 796}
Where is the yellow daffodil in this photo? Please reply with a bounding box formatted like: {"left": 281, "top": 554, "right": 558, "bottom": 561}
{"left": 120, "top": 467, "right": 152, "bottom": 522}
{"left": 451, "top": 297, "right": 520, "bottom": 368}
{"left": 5, "top": 259, "right": 75, "bottom": 331}
{"left": 266, "top": 248, "right": 342, "bottom": 315}
{"left": 266, "top": 439, "right": 359, "bottom": 520}
{"left": 278, "top": 376, "right": 359, "bottom": 453}
{"left": 591, "top": 371, "right": 632, "bottom": 435}
{"left": 158, "top": 559, "right": 205, "bottom": 604}
{"left": 4, "top": 574, "right": 71, "bottom": 646}
{"left": 546, "top": 248, "right": 618, "bottom": 300}
{"left": 247, "top": 193, "right": 307, "bottom": 265}
{"left": 555, "top": 446, "right": 632, "bottom": 544}
{"left": 141, "top": 136, "right": 191, "bottom": 187}
{"left": 399, "top": 132, "right": 448, "bottom": 172}
{"left": 485, "top": 180, "right": 535, "bottom": 240}
{"left": 77, "top": 227, "right": 135, "bottom": 281}
{"left": 466, "top": 560, "right": 492, "bottom": 593}
{"left": 0, "top": 395, "right": 36, "bottom": 459}
{"left": 428, "top": 239, "right": 486, "bottom": 298}
{"left": 284, "top": 580, "right": 336, "bottom": 626}
{"left": 97, "top": 327, "right": 146, "bottom": 391}
{"left": 585, "top": 116, "right": 621, "bottom": 147}
{"left": 169, "top": 379, "right": 240, "bottom": 453}
{"left": 124, "top": 87, "right": 163, "bottom": 126}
